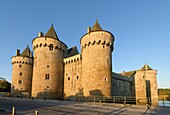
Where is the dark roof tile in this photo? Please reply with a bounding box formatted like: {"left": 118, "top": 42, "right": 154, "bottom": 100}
{"left": 45, "top": 25, "right": 59, "bottom": 40}
{"left": 92, "top": 19, "right": 102, "bottom": 31}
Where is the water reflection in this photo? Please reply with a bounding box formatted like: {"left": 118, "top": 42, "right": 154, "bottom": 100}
{"left": 159, "top": 100, "right": 170, "bottom": 106}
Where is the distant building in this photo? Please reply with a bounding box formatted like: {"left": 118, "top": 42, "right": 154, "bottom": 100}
{"left": 11, "top": 20, "right": 158, "bottom": 105}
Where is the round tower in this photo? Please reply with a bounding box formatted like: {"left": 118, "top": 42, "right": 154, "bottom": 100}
{"left": 11, "top": 46, "right": 33, "bottom": 97}
{"left": 80, "top": 20, "right": 114, "bottom": 97}
{"left": 31, "top": 25, "right": 67, "bottom": 99}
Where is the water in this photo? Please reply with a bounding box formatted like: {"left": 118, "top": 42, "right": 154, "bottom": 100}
{"left": 158, "top": 100, "right": 170, "bottom": 106}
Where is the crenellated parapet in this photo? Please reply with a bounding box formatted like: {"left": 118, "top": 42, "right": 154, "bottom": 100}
{"left": 32, "top": 37, "right": 67, "bottom": 53}
{"left": 12, "top": 56, "right": 33, "bottom": 65}
{"left": 64, "top": 54, "right": 82, "bottom": 64}
{"left": 80, "top": 31, "right": 114, "bottom": 51}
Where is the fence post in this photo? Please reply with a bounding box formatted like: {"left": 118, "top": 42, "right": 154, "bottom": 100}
{"left": 113, "top": 96, "right": 115, "bottom": 104}
{"left": 148, "top": 98, "right": 151, "bottom": 105}
{"left": 12, "top": 107, "right": 15, "bottom": 115}
{"left": 35, "top": 111, "right": 39, "bottom": 115}
{"left": 103, "top": 96, "right": 105, "bottom": 103}
{"left": 124, "top": 97, "right": 126, "bottom": 106}
{"left": 146, "top": 104, "right": 148, "bottom": 109}
{"left": 99, "top": 100, "right": 101, "bottom": 105}
{"left": 163, "top": 99, "right": 164, "bottom": 107}
{"left": 94, "top": 96, "right": 95, "bottom": 102}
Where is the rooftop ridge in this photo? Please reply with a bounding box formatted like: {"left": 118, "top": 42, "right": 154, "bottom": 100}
{"left": 92, "top": 19, "right": 102, "bottom": 31}
{"left": 45, "top": 25, "right": 59, "bottom": 40}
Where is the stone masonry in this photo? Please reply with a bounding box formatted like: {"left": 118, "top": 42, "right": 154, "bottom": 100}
{"left": 11, "top": 20, "right": 158, "bottom": 105}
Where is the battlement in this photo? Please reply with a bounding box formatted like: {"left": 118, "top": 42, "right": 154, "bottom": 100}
{"left": 32, "top": 37, "right": 67, "bottom": 53}
{"left": 64, "top": 54, "right": 81, "bottom": 64}
{"left": 12, "top": 56, "right": 33, "bottom": 65}
{"left": 81, "top": 39, "right": 113, "bottom": 51}
{"left": 81, "top": 31, "right": 114, "bottom": 51}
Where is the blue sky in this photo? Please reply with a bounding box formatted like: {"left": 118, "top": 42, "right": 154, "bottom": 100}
{"left": 0, "top": 0, "right": 170, "bottom": 88}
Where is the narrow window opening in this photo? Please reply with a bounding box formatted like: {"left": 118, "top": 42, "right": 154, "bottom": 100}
{"left": 19, "top": 64, "right": 22, "bottom": 68}
{"left": 105, "top": 78, "right": 107, "bottom": 81}
{"left": 47, "top": 65, "right": 49, "bottom": 68}
{"left": 68, "top": 77, "right": 70, "bottom": 80}
{"left": 77, "top": 76, "right": 79, "bottom": 79}
{"left": 47, "top": 86, "right": 49, "bottom": 88}
{"left": 18, "top": 80, "right": 22, "bottom": 84}
{"left": 45, "top": 74, "right": 50, "bottom": 80}
{"left": 49, "top": 44, "right": 53, "bottom": 51}
{"left": 19, "top": 72, "right": 22, "bottom": 76}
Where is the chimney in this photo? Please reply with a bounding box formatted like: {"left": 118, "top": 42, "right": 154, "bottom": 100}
{"left": 38, "top": 32, "right": 44, "bottom": 37}
{"left": 87, "top": 26, "right": 91, "bottom": 33}
{"left": 16, "top": 49, "right": 20, "bottom": 56}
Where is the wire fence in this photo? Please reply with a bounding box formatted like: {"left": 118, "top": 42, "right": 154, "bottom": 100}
{"left": 64, "top": 95, "right": 152, "bottom": 105}
{"left": 2, "top": 92, "right": 170, "bottom": 106}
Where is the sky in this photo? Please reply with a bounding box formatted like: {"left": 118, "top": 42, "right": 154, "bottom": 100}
{"left": 0, "top": 0, "right": 170, "bottom": 88}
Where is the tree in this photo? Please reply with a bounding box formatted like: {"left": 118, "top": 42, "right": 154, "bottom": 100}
{"left": 0, "top": 77, "right": 11, "bottom": 92}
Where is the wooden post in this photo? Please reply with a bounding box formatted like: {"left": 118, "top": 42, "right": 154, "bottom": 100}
{"left": 12, "top": 107, "right": 15, "bottom": 115}
{"left": 35, "top": 111, "right": 39, "bottom": 115}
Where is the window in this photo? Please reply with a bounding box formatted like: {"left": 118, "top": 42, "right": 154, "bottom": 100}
{"left": 104, "top": 78, "right": 107, "bottom": 81}
{"left": 45, "top": 74, "right": 50, "bottom": 80}
{"left": 47, "top": 65, "right": 49, "bottom": 68}
{"left": 49, "top": 44, "right": 53, "bottom": 51}
{"left": 77, "top": 76, "right": 79, "bottom": 79}
{"left": 47, "top": 86, "right": 49, "bottom": 88}
{"left": 19, "top": 64, "right": 22, "bottom": 68}
{"left": 18, "top": 80, "right": 22, "bottom": 84}
{"left": 19, "top": 72, "right": 22, "bottom": 76}
{"left": 68, "top": 77, "right": 70, "bottom": 80}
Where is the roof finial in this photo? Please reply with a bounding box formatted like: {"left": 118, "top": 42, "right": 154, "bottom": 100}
{"left": 96, "top": 19, "right": 98, "bottom": 22}
{"left": 27, "top": 44, "right": 29, "bottom": 48}
{"left": 51, "top": 21, "right": 54, "bottom": 27}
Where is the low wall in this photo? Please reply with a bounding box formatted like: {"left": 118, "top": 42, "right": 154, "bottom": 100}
{"left": 0, "top": 92, "right": 11, "bottom": 97}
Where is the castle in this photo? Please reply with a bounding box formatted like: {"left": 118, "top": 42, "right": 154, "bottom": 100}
{"left": 11, "top": 20, "right": 158, "bottom": 105}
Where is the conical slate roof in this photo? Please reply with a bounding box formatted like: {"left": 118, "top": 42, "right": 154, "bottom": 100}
{"left": 92, "top": 19, "right": 102, "bottom": 31}
{"left": 45, "top": 25, "right": 59, "bottom": 40}
{"left": 21, "top": 45, "right": 31, "bottom": 57}
{"left": 141, "top": 64, "right": 153, "bottom": 70}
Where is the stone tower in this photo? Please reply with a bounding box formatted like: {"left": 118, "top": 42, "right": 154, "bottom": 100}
{"left": 142, "top": 64, "right": 158, "bottom": 106}
{"left": 11, "top": 46, "right": 33, "bottom": 97}
{"left": 80, "top": 20, "right": 114, "bottom": 96}
{"left": 31, "top": 25, "right": 67, "bottom": 99}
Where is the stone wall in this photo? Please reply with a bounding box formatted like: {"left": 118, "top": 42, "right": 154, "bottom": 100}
{"left": 63, "top": 54, "right": 82, "bottom": 97}
{"left": 134, "top": 71, "right": 147, "bottom": 104}
{"left": 112, "top": 72, "right": 133, "bottom": 96}
{"left": 145, "top": 70, "right": 158, "bottom": 106}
